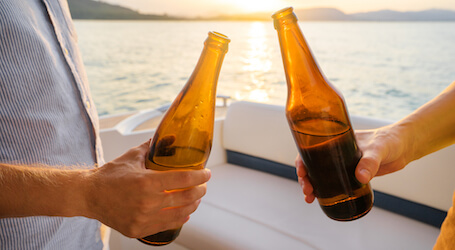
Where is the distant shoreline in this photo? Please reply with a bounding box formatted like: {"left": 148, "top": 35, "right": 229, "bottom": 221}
{"left": 68, "top": 0, "right": 455, "bottom": 22}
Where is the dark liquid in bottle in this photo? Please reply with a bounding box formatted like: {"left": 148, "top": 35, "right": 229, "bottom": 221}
{"left": 292, "top": 120, "right": 373, "bottom": 221}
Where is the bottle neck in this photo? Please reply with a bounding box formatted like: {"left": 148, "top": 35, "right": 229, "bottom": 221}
{"left": 166, "top": 33, "right": 229, "bottom": 121}
{"left": 148, "top": 33, "right": 229, "bottom": 164}
{"left": 274, "top": 18, "right": 327, "bottom": 93}
{"left": 273, "top": 8, "right": 350, "bottom": 129}
{"left": 184, "top": 43, "right": 227, "bottom": 99}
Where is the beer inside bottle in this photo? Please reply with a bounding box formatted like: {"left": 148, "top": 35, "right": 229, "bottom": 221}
{"left": 138, "top": 31, "right": 230, "bottom": 245}
{"left": 272, "top": 7, "right": 373, "bottom": 221}
{"left": 292, "top": 118, "right": 373, "bottom": 220}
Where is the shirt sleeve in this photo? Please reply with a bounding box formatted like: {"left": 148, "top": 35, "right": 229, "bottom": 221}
{"left": 433, "top": 191, "right": 455, "bottom": 249}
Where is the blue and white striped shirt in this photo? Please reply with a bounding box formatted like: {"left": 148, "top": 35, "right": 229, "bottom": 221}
{"left": 0, "top": 0, "right": 104, "bottom": 249}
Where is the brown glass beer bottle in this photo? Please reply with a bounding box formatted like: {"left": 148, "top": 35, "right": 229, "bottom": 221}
{"left": 272, "top": 7, "right": 373, "bottom": 221}
{"left": 138, "top": 31, "right": 230, "bottom": 245}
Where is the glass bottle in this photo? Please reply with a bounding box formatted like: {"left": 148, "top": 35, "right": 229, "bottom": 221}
{"left": 272, "top": 7, "right": 373, "bottom": 221}
{"left": 138, "top": 31, "right": 230, "bottom": 245}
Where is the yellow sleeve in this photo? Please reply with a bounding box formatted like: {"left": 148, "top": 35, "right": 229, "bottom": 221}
{"left": 434, "top": 191, "right": 455, "bottom": 249}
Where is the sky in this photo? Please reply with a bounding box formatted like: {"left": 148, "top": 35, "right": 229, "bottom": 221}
{"left": 102, "top": 0, "right": 455, "bottom": 17}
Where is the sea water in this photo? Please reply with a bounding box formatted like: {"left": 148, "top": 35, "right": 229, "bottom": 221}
{"left": 75, "top": 20, "right": 455, "bottom": 121}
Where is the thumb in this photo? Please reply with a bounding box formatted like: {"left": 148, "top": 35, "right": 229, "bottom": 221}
{"left": 355, "top": 151, "right": 382, "bottom": 184}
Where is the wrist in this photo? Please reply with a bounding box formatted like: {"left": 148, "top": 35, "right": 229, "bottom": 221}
{"left": 73, "top": 168, "right": 99, "bottom": 220}
{"left": 58, "top": 169, "right": 93, "bottom": 218}
{"left": 392, "top": 118, "right": 420, "bottom": 164}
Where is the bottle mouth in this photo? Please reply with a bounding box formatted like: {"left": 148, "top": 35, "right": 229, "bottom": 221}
{"left": 208, "top": 31, "right": 230, "bottom": 43}
{"left": 271, "top": 7, "right": 294, "bottom": 19}
{"left": 205, "top": 31, "right": 230, "bottom": 51}
{"left": 272, "top": 7, "right": 298, "bottom": 30}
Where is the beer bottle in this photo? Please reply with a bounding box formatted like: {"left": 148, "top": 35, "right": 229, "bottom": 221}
{"left": 138, "top": 31, "right": 230, "bottom": 245}
{"left": 272, "top": 7, "right": 373, "bottom": 221}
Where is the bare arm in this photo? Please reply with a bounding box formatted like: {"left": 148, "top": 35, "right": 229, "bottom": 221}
{"left": 297, "top": 81, "right": 455, "bottom": 203}
{"left": 0, "top": 141, "right": 211, "bottom": 238}
{"left": 355, "top": 81, "right": 455, "bottom": 183}
{"left": 0, "top": 163, "right": 90, "bottom": 218}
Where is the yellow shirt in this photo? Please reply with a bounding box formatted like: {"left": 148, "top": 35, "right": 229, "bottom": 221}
{"left": 434, "top": 192, "right": 455, "bottom": 249}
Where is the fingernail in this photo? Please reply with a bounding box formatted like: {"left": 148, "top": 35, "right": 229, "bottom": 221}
{"left": 360, "top": 169, "right": 371, "bottom": 182}
{"left": 205, "top": 169, "right": 212, "bottom": 178}
{"left": 298, "top": 177, "right": 304, "bottom": 188}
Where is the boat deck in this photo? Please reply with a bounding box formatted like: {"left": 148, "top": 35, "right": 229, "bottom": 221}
{"left": 100, "top": 106, "right": 228, "bottom": 132}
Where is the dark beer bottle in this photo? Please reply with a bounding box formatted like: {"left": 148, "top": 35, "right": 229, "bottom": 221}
{"left": 138, "top": 31, "right": 230, "bottom": 245}
{"left": 272, "top": 7, "right": 373, "bottom": 221}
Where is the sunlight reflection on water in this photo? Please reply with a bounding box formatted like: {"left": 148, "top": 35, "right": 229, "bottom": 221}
{"left": 235, "top": 22, "right": 273, "bottom": 103}
{"left": 75, "top": 20, "right": 455, "bottom": 121}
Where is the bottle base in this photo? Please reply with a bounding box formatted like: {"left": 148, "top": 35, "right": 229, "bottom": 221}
{"left": 318, "top": 191, "right": 374, "bottom": 221}
{"left": 138, "top": 228, "right": 181, "bottom": 246}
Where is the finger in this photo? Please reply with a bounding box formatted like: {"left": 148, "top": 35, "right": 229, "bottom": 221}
{"left": 155, "top": 199, "right": 202, "bottom": 230}
{"left": 111, "top": 140, "right": 150, "bottom": 167}
{"left": 139, "top": 202, "right": 197, "bottom": 238}
{"left": 155, "top": 135, "right": 177, "bottom": 157}
{"left": 298, "top": 175, "right": 315, "bottom": 204}
{"left": 134, "top": 140, "right": 152, "bottom": 154}
{"left": 355, "top": 152, "right": 382, "bottom": 184}
{"left": 157, "top": 135, "right": 176, "bottom": 147}
{"left": 155, "top": 169, "right": 211, "bottom": 191}
{"left": 298, "top": 177, "right": 304, "bottom": 189}
{"left": 295, "top": 155, "right": 307, "bottom": 178}
{"left": 301, "top": 176, "right": 313, "bottom": 197}
{"left": 162, "top": 183, "right": 207, "bottom": 208}
{"left": 305, "top": 193, "right": 316, "bottom": 203}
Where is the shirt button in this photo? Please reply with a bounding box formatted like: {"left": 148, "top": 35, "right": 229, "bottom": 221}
{"left": 64, "top": 48, "right": 69, "bottom": 55}
{"left": 86, "top": 101, "right": 91, "bottom": 109}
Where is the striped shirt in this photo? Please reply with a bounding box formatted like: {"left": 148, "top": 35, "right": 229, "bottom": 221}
{"left": 0, "top": 0, "right": 104, "bottom": 249}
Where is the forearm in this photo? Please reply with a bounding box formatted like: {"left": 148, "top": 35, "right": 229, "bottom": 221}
{"left": 395, "top": 81, "right": 455, "bottom": 162}
{"left": 0, "top": 163, "right": 90, "bottom": 218}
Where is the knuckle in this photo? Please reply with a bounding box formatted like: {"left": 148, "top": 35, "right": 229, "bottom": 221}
{"left": 136, "top": 199, "right": 153, "bottom": 214}
{"left": 135, "top": 175, "right": 152, "bottom": 190}
{"left": 199, "top": 184, "right": 207, "bottom": 197}
{"left": 181, "top": 189, "right": 198, "bottom": 203}
{"left": 362, "top": 156, "right": 380, "bottom": 169}
{"left": 177, "top": 171, "right": 193, "bottom": 185}
{"left": 138, "top": 174, "right": 163, "bottom": 192}
{"left": 170, "top": 207, "right": 188, "bottom": 220}
{"left": 180, "top": 186, "right": 205, "bottom": 204}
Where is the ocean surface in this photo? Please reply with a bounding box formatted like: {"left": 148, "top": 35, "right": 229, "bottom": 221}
{"left": 74, "top": 20, "right": 455, "bottom": 121}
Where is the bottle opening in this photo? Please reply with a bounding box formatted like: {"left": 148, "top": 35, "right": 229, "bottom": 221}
{"left": 205, "top": 31, "right": 230, "bottom": 51}
{"left": 272, "top": 7, "right": 298, "bottom": 30}
{"left": 209, "top": 31, "right": 231, "bottom": 43}
{"left": 271, "top": 7, "right": 294, "bottom": 19}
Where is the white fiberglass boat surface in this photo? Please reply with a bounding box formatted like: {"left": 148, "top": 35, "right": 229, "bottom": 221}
{"left": 99, "top": 100, "right": 455, "bottom": 250}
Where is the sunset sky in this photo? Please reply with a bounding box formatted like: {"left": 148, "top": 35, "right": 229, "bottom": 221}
{"left": 102, "top": 0, "right": 455, "bottom": 17}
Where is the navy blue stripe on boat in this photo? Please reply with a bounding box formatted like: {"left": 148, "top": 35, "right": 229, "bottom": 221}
{"left": 227, "top": 150, "right": 298, "bottom": 181}
{"left": 226, "top": 150, "right": 447, "bottom": 228}
{"left": 373, "top": 190, "right": 447, "bottom": 228}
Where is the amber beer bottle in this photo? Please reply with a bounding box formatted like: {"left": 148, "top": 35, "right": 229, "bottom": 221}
{"left": 138, "top": 31, "right": 230, "bottom": 246}
{"left": 272, "top": 7, "right": 373, "bottom": 221}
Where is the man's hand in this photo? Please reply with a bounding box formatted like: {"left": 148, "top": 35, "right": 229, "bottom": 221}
{"left": 83, "top": 141, "right": 211, "bottom": 238}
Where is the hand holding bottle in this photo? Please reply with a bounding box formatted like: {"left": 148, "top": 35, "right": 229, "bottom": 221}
{"left": 296, "top": 125, "right": 411, "bottom": 204}
{"left": 297, "top": 81, "right": 455, "bottom": 207}
{"left": 84, "top": 140, "right": 211, "bottom": 239}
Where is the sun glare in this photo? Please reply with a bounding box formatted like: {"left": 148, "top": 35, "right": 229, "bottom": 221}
{"left": 234, "top": 22, "right": 273, "bottom": 103}
{"left": 225, "top": 0, "right": 284, "bottom": 13}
